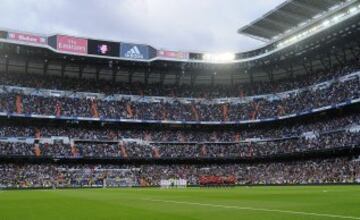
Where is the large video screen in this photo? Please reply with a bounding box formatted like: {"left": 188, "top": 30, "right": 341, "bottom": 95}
{"left": 88, "top": 39, "right": 120, "bottom": 57}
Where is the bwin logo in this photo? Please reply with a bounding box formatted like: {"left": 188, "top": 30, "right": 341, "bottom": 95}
{"left": 125, "top": 46, "right": 144, "bottom": 59}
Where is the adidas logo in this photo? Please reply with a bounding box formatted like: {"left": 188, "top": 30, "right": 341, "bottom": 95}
{"left": 125, "top": 46, "right": 144, "bottom": 59}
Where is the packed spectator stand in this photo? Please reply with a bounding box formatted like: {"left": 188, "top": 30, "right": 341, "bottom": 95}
{"left": 1, "top": 158, "right": 359, "bottom": 188}
{"left": 0, "top": 61, "right": 359, "bottom": 123}
{"left": 0, "top": 59, "right": 360, "bottom": 188}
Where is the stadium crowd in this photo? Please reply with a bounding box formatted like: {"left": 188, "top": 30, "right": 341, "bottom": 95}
{"left": 0, "top": 73, "right": 359, "bottom": 122}
{"left": 1, "top": 111, "right": 358, "bottom": 141}
{"left": 0, "top": 55, "right": 360, "bottom": 189}
{"left": 0, "top": 158, "right": 359, "bottom": 188}
{"left": 0, "top": 61, "right": 359, "bottom": 122}
{"left": 0, "top": 61, "right": 359, "bottom": 98}
{"left": 0, "top": 129, "right": 358, "bottom": 159}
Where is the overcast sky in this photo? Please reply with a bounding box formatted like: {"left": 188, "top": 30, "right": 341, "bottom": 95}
{"left": 0, "top": 0, "right": 285, "bottom": 53}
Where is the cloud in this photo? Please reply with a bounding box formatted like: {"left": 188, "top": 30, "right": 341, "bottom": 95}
{"left": 0, "top": 0, "right": 285, "bottom": 52}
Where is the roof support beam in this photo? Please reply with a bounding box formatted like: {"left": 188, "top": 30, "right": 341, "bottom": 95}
{"left": 112, "top": 66, "right": 119, "bottom": 82}
{"left": 25, "top": 59, "right": 29, "bottom": 75}
{"left": 79, "top": 65, "right": 85, "bottom": 79}
{"left": 128, "top": 70, "right": 134, "bottom": 84}
{"left": 61, "top": 62, "right": 66, "bottom": 78}
{"left": 43, "top": 59, "right": 49, "bottom": 75}
{"left": 230, "top": 71, "right": 236, "bottom": 86}
{"left": 264, "top": 18, "right": 291, "bottom": 30}
{"left": 211, "top": 73, "right": 215, "bottom": 87}
{"left": 175, "top": 71, "right": 182, "bottom": 86}
{"left": 262, "top": 64, "right": 274, "bottom": 82}
{"left": 350, "top": 46, "right": 360, "bottom": 59}
{"left": 248, "top": 25, "right": 279, "bottom": 39}
{"left": 96, "top": 66, "right": 101, "bottom": 81}
{"left": 276, "top": 10, "right": 307, "bottom": 23}
{"left": 144, "top": 67, "right": 150, "bottom": 85}
{"left": 190, "top": 71, "right": 197, "bottom": 87}
{"left": 302, "top": 58, "right": 313, "bottom": 75}
{"left": 282, "top": 63, "right": 294, "bottom": 79}
{"left": 319, "top": 53, "right": 332, "bottom": 72}
{"left": 160, "top": 71, "right": 166, "bottom": 85}
{"left": 5, "top": 56, "right": 9, "bottom": 75}
{"left": 247, "top": 70, "right": 254, "bottom": 84}
{"left": 333, "top": 48, "right": 346, "bottom": 66}
{"left": 290, "top": 1, "right": 322, "bottom": 15}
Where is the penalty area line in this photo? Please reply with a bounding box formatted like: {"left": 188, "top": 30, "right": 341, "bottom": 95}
{"left": 142, "top": 198, "right": 360, "bottom": 220}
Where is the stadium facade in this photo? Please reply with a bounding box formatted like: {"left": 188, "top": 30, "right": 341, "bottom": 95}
{"left": 0, "top": 0, "right": 359, "bottom": 188}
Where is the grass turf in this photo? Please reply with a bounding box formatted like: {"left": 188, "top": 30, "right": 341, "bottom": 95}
{"left": 0, "top": 186, "right": 360, "bottom": 220}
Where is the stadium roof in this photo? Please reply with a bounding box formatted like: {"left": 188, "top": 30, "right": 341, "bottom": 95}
{"left": 238, "top": 0, "right": 349, "bottom": 41}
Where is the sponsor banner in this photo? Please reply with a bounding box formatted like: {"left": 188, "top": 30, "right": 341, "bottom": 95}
{"left": 0, "top": 31, "right": 8, "bottom": 39}
{"left": 57, "top": 35, "right": 88, "bottom": 54}
{"left": 189, "top": 52, "right": 203, "bottom": 60}
{"left": 8, "top": 32, "right": 47, "bottom": 44}
{"left": 148, "top": 46, "right": 157, "bottom": 59}
{"left": 120, "top": 43, "right": 149, "bottom": 60}
{"left": 160, "top": 179, "right": 187, "bottom": 188}
{"left": 88, "top": 39, "right": 120, "bottom": 57}
{"left": 157, "top": 50, "right": 189, "bottom": 59}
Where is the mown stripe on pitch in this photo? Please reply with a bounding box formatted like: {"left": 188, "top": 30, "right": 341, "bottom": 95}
{"left": 142, "top": 198, "right": 360, "bottom": 219}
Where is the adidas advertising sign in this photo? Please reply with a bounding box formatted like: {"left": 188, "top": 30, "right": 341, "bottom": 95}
{"left": 120, "top": 43, "right": 150, "bottom": 60}
{"left": 125, "top": 46, "right": 144, "bottom": 59}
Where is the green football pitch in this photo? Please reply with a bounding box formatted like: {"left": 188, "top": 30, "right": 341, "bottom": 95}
{"left": 0, "top": 186, "right": 360, "bottom": 220}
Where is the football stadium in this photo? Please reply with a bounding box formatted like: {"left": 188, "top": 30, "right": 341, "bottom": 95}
{"left": 0, "top": 0, "right": 360, "bottom": 219}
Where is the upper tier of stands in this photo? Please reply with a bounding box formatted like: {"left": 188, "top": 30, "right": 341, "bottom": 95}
{"left": 1, "top": 61, "right": 359, "bottom": 98}
{"left": 1, "top": 70, "right": 359, "bottom": 123}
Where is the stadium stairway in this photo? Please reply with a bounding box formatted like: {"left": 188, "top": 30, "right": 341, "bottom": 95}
{"left": 161, "top": 107, "right": 168, "bottom": 120}
{"left": 33, "top": 143, "right": 41, "bottom": 157}
{"left": 191, "top": 104, "right": 200, "bottom": 121}
{"left": 55, "top": 101, "right": 61, "bottom": 117}
{"left": 223, "top": 104, "right": 229, "bottom": 121}
{"left": 126, "top": 103, "right": 134, "bottom": 118}
{"left": 200, "top": 145, "right": 207, "bottom": 157}
{"left": 90, "top": 100, "right": 100, "bottom": 118}
{"left": 71, "top": 143, "right": 79, "bottom": 157}
{"left": 235, "top": 133, "right": 241, "bottom": 142}
{"left": 119, "top": 143, "right": 128, "bottom": 158}
{"left": 152, "top": 146, "right": 160, "bottom": 158}
{"left": 15, "top": 94, "right": 23, "bottom": 114}
{"left": 277, "top": 104, "right": 285, "bottom": 116}
{"left": 251, "top": 102, "right": 260, "bottom": 120}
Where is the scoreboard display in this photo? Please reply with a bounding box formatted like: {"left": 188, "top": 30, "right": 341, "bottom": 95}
{"left": 88, "top": 39, "right": 120, "bottom": 57}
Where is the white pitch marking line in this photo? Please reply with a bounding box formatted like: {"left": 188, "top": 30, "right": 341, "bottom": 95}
{"left": 142, "top": 198, "right": 360, "bottom": 220}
